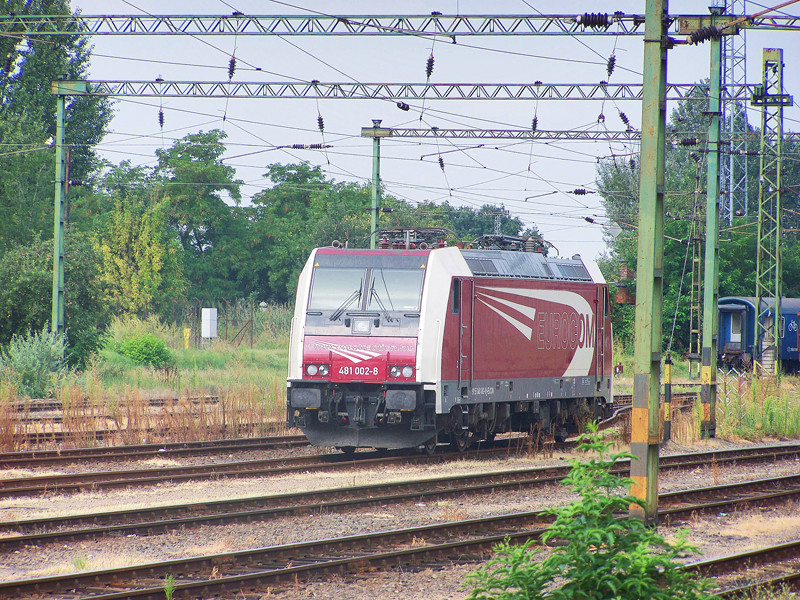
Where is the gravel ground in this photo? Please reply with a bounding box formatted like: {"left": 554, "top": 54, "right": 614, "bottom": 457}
{"left": 1, "top": 438, "right": 799, "bottom": 598}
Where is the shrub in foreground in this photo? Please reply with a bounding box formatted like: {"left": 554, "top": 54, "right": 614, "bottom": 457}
{"left": 467, "top": 424, "right": 712, "bottom": 600}
{"left": 116, "top": 334, "right": 174, "bottom": 368}
{"left": 0, "top": 327, "right": 70, "bottom": 398}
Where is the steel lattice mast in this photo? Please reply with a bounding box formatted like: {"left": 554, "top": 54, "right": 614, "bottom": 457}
{"left": 752, "top": 49, "right": 792, "bottom": 375}
{"left": 714, "top": 0, "right": 750, "bottom": 226}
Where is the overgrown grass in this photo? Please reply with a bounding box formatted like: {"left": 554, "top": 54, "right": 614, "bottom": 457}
{"left": 0, "top": 305, "right": 292, "bottom": 450}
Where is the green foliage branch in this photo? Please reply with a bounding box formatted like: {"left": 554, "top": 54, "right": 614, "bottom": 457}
{"left": 467, "top": 424, "right": 711, "bottom": 600}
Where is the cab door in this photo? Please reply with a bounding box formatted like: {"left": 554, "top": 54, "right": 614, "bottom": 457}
{"left": 458, "top": 279, "right": 474, "bottom": 395}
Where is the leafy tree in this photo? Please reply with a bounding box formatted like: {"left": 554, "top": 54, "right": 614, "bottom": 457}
{"left": 155, "top": 130, "right": 246, "bottom": 301}
{"left": 251, "top": 162, "right": 329, "bottom": 302}
{"left": 94, "top": 162, "right": 186, "bottom": 317}
{"left": 467, "top": 425, "right": 712, "bottom": 600}
{"left": 0, "top": 0, "right": 112, "bottom": 253}
{"left": 0, "top": 233, "right": 108, "bottom": 367}
{"left": 595, "top": 88, "right": 781, "bottom": 352}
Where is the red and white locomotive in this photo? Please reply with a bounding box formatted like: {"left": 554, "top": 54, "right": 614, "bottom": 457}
{"left": 286, "top": 228, "right": 613, "bottom": 452}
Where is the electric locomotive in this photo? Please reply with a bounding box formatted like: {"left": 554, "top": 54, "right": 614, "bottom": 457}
{"left": 286, "top": 228, "right": 613, "bottom": 452}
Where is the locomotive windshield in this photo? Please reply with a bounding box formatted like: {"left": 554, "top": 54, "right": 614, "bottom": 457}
{"left": 308, "top": 267, "right": 424, "bottom": 313}
{"left": 368, "top": 268, "right": 424, "bottom": 312}
{"left": 308, "top": 268, "right": 364, "bottom": 310}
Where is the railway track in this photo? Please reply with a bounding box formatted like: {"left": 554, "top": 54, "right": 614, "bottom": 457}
{"left": 0, "top": 442, "right": 529, "bottom": 498}
{"left": 2, "top": 443, "right": 800, "bottom": 549}
{"left": 2, "top": 437, "right": 798, "bottom": 500}
{"left": 10, "top": 396, "right": 221, "bottom": 413}
{"left": 690, "top": 538, "right": 800, "bottom": 598}
{"left": 1, "top": 468, "right": 798, "bottom": 599}
{"left": 0, "top": 434, "right": 308, "bottom": 469}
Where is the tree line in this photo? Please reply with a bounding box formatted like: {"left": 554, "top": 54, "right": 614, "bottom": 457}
{"left": 0, "top": 3, "right": 531, "bottom": 365}
{"left": 597, "top": 86, "right": 800, "bottom": 353}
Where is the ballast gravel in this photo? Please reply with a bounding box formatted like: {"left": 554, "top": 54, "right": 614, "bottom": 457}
{"left": 1, "top": 438, "right": 799, "bottom": 599}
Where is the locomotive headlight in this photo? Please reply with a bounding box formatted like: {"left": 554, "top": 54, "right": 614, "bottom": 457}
{"left": 306, "top": 364, "right": 318, "bottom": 376}
{"left": 390, "top": 365, "right": 401, "bottom": 378}
{"left": 319, "top": 364, "right": 329, "bottom": 376}
{"left": 402, "top": 366, "right": 414, "bottom": 378}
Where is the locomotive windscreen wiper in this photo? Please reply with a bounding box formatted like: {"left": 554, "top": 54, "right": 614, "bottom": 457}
{"left": 329, "top": 289, "right": 361, "bottom": 322}
{"left": 369, "top": 283, "right": 395, "bottom": 323}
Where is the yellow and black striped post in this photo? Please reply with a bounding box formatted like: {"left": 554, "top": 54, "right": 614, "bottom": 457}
{"left": 663, "top": 354, "right": 672, "bottom": 443}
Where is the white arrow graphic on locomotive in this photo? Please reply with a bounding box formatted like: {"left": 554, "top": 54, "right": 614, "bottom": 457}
{"left": 475, "top": 286, "right": 595, "bottom": 376}
{"left": 311, "top": 340, "right": 382, "bottom": 364}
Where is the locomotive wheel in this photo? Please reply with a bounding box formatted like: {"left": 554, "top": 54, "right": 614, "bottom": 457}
{"left": 422, "top": 437, "right": 438, "bottom": 455}
{"left": 450, "top": 430, "right": 472, "bottom": 452}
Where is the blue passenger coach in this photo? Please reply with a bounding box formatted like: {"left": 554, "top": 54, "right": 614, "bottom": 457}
{"left": 718, "top": 297, "right": 800, "bottom": 371}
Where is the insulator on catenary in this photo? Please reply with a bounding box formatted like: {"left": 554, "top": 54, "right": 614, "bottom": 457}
{"left": 228, "top": 56, "right": 236, "bottom": 80}
{"left": 572, "top": 189, "right": 588, "bottom": 195}
{"left": 629, "top": 158, "right": 636, "bottom": 172}
{"left": 606, "top": 54, "right": 616, "bottom": 77}
{"left": 426, "top": 53, "right": 435, "bottom": 79}
{"left": 578, "top": 13, "right": 610, "bottom": 28}
{"left": 597, "top": 113, "right": 605, "bottom": 124}
{"left": 689, "top": 25, "right": 721, "bottom": 45}
{"left": 158, "top": 109, "right": 164, "bottom": 128}
{"left": 317, "top": 114, "right": 324, "bottom": 133}
{"left": 618, "top": 111, "right": 629, "bottom": 126}
{"left": 3, "top": 53, "right": 12, "bottom": 73}
{"left": 584, "top": 216, "right": 596, "bottom": 224}
{"left": 396, "top": 101, "right": 410, "bottom": 111}
{"left": 438, "top": 156, "right": 445, "bottom": 171}
{"left": 531, "top": 115, "right": 538, "bottom": 132}
{"left": 681, "top": 137, "right": 698, "bottom": 146}
{"left": 690, "top": 152, "right": 701, "bottom": 162}
{"left": 289, "top": 144, "right": 328, "bottom": 149}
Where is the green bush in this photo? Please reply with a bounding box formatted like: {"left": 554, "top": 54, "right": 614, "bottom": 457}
{"left": 0, "top": 326, "right": 70, "bottom": 398}
{"left": 467, "top": 424, "right": 712, "bottom": 600}
{"left": 117, "top": 334, "right": 174, "bottom": 367}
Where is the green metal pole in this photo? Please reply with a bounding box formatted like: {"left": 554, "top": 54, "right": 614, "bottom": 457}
{"left": 360, "top": 119, "right": 393, "bottom": 249}
{"left": 631, "top": 0, "right": 667, "bottom": 523}
{"left": 701, "top": 16, "right": 722, "bottom": 437}
{"left": 371, "top": 131, "right": 380, "bottom": 250}
{"left": 51, "top": 92, "right": 67, "bottom": 332}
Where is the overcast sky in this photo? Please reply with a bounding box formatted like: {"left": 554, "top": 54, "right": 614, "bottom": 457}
{"left": 68, "top": 1, "right": 800, "bottom": 260}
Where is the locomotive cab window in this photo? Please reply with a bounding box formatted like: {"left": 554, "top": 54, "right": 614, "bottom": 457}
{"left": 308, "top": 268, "right": 364, "bottom": 311}
{"left": 367, "top": 268, "right": 424, "bottom": 312}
